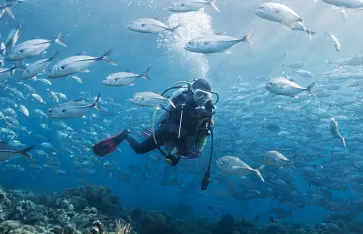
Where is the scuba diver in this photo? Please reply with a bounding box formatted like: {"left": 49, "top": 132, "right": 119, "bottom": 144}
{"left": 92, "top": 79, "right": 218, "bottom": 190}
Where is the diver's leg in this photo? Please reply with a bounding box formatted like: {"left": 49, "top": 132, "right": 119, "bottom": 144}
{"left": 125, "top": 130, "right": 164, "bottom": 154}
{"left": 92, "top": 129, "right": 130, "bottom": 157}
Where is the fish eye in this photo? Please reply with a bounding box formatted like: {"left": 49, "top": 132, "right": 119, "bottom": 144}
{"left": 221, "top": 159, "right": 225, "bottom": 163}
{"left": 181, "top": 3, "right": 185, "bottom": 6}
{"left": 188, "top": 41, "right": 192, "bottom": 44}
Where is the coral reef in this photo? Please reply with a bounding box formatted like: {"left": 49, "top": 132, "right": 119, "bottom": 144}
{"left": 0, "top": 185, "right": 362, "bottom": 234}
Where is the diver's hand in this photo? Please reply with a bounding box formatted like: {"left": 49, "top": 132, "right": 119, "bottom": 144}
{"left": 186, "top": 147, "right": 202, "bottom": 159}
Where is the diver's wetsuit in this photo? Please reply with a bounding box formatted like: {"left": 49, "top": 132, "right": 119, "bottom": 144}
{"left": 125, "top": 89, "right": 214, "bottom": 157}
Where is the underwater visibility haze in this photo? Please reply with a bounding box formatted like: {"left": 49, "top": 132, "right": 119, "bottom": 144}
{"left": 1, "top": 0, "right": 363, "bottom": 233}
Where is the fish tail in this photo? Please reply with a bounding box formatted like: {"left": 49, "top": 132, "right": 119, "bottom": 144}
{"left": 48, "top": 51, "right": 60, "bottom": 62}
{"left": 253, "top": 166, "right": 265, "bottom": 183}
{"left": 93, "top": 93, "right": 101, "bottom": 111}
{"left": 15, "top": 61, "right": 27, "bottom": 70}
{"left": 17, "top": 145, "right": 35, "bottom": 159}
{"left": 1, "top": 6, "right": 15, "bottom": 20}
{"left": 140, "top": 65, "right": 151, "bottom": 80}
{"left": 1, "top": 65, "right": 20, "bottom": 76}
{"left": 341, "top": 137, "right": 347, "bottom": 148}
{"left": 240, "top": 29, "right": 254, "bottom": 44}
{"left": 53, "top": 33, "right": 68, "bottom": 47}
{"left": 290, "top": 155, "right": 297, "bottom": 169}
{"left": 167, "top": 98, "right": 176, "bottom": 108}
{"left": 0, "top": 34, "right": 5, "bottom": 55}
{"left": 210, "top": 0, "right": 220, "bottom": 12}
{"left": 306, "top": 30, "right": 316, "bottom": 36}
{"left": 306, "top": 82, "right": 316, "bottom": 97}
{"left": 169, "top": 24, "right": 182, "bottom": 34}
{"left": 100, "top": 49, "right": 117, "bottom": 65}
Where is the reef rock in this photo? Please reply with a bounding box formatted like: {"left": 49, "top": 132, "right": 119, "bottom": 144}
{"left": 7, "top": 200, "right": 48, "bottom": 226}
{"left": 57, "top": 186, "right": 120, "bottom": 215}
{"left": 0, "top": 220, "right": 22, "bottom": 233}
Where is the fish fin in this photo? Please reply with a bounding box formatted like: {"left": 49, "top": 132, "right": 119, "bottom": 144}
{"left": 257, "top": 165, "right": 265, "bottom": 171}
{"left": 15, "top": 62, "right": 27, "bottom": 71}
{"left": 239, "top": 28, "right": 254, "bottom": 44}
{"left": 75, "top": 52, "right": 87, "bottom": 55}
{"left": 128, "top": 83, "right": 135, "bottom": 87}
{"left": 99, "top": 49, "right": 116, "bottom": 65}
{"left": 224, "top": 50, "right": 232, "bottom": 54}
{"left": 306, "top": 30, "right": 316, "bottom": 36}
{"left": 210, "top": 0, "right": 220, "bottom": 12}
{"left": 0, "top": 65, "right": 18, "bottom": 75}
{"left": 231, "top": 166, "right": 242, "bottom": 169}
{"left": 253, "top": 166, "right": 265, "bottom": 182}
{"left": 289, "top": 155, "right": 297, "bottom": 169}
{"left": 4, "top": 7, "right": 15, "bottom": 20}
{"left": 140, "top": 65, "right": 151, "bottom": 80}
{"left": 169, "top": 24, "right": 182, "bottom": 34}
{"left": 46, "top": 51, "right": 60, "bottom": 62}
{"left": 16, "top": 145, "right": 35, "bottom": 159}
{"left": 93, "top": 93, "right": 101, "bottom": 111}
{"left": 81, "top": 69, "right": 90, "bottom": 73}
{"left": 341, "top": 137, "right": 347, "bottom": 148}
{"left": 306, "top": 82, "right": 316, "bottom": 97}
{"left": 53, "top": 33, "right": 68, "bottom": 47}
{"left": 281, "top": 20, "right": 294, "bottom": 29}
{"left": 167, "top": 98, "right": 176, "bottom": 108}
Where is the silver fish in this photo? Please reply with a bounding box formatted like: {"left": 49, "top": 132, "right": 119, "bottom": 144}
{"left": 48, "top": 93, "right": 101, "bottom": 119}
{"left": 185, "top": 31, "right": 253, "bottom": 54}
{"left": 265, "top": 77, "right": 315, "bottom": 97}
{"left": 102, "top": 66, "right": 151, "bottom": 86}
{"left": 216, "top": 156, "right": 265, "bottom": 182}
{"left": 0, "top": 142, "right": 34, "bottom": 162}
{"left": 48, "top": 50, "right": 116, "bottom": 78}
{"left": 127, "top": 18, "right": 180, "bottom": 34}
{"left": 22, "top": 52, "right": 59, "bottom": 80}
{"left": 5, "top": 24, "right": 21, "bottom": 49}
{"left": 5, "top": 33, "right": 67, "bottom": 61}
{"left": 168, "top": 0, "right": 220, "bottom": 13}
{"left": 128, "top": 92, "right": 175, "bottom": 108}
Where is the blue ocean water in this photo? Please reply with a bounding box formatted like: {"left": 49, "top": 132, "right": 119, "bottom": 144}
{"left": 0, "top": 0, "right": 362, "bottom": 229}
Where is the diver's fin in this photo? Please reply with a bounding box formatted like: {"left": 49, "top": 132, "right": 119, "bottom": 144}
{"left": 92, "top": 130, "right": 130, "bottom": 157}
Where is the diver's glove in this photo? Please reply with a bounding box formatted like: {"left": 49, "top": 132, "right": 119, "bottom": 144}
{"left": 186, "top": 147, "right": 202, "bottom": 159}
{"left": 165, "top": 154, "right": 181, "bottom": 166}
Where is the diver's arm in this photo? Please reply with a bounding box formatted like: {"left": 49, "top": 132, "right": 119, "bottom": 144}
{"left": 156, "top": 91, "right": 185, "bottom": 126}
{"left": 196, "top": 117, "right": 214, "bottom": 152}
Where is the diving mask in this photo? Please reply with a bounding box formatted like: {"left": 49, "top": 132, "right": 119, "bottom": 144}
{"left": 193, "top": 89, "right": 212, "bottom": 105}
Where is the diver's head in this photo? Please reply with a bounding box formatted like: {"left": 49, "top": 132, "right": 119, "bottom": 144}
{"left": 191, "top": 79, "right": 212, "bottom": 105}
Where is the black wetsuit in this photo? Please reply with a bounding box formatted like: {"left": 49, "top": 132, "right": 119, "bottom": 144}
{"left": 125, "top": 89, "right": 214, "bottom": 156}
